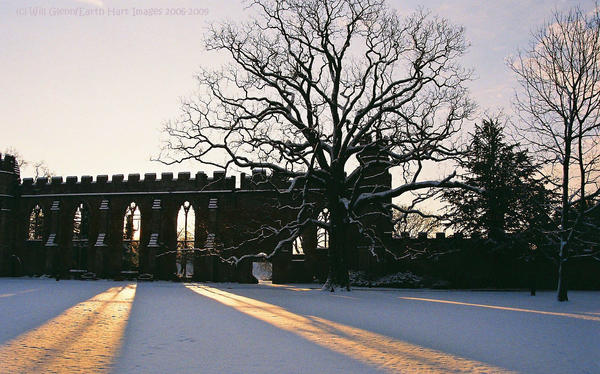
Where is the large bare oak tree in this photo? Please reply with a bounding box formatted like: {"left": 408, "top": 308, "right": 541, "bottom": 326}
{"left": 161, "top": 0, "right": 474, "bottom": 290}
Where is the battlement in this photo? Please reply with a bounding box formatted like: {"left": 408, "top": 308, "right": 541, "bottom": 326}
{"left": 0, "top": 153, "right": 19, "bottom": 176}
{"left": 18, "top": 168, "right": 294, "bottom": 195}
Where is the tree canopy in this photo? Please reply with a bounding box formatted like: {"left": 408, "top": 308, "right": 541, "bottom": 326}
{"left": 509, "top": 5, "right": 600, "bottom": 301}
{"left": 443, "top": 118, "right": 549, "bottom": 244}
{"left": 160, "top": 0, "right": 475, "bottom": 289}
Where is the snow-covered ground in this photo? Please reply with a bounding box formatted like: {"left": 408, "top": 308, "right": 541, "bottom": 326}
{"left": 0, "top": 278, "right": 598, "bottom": 374}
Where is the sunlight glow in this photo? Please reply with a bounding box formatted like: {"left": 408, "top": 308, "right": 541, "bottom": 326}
{"left": 0, "top": 288, "right": 41, "bottom": 298}
{"left": 0, "top": 284, "right": 137, "bottom": 374}
{"left": 399, "top": 296, "right": 600, "bottom": 322}
{"left": 187, "top": 285, "right": 514, "bottom": 374}
{"left": 261, "top": 282, "right": 312, "bottom": 291}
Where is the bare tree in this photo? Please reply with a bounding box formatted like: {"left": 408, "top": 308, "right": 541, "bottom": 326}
{"left": 509, "top": 6, "right": 600, "bottom": 301}
{"left": 3, "top": 147, "right": 26, "bottom": 170}
{"left": 160, "top": 0, "right": 475, "bottom": 290}
{"left": 393, "top": 207, "right": 442, "bottom": 238}
{"left": 30, "top": 161, "right": 52, "bottom": 180}
{"left": 3, "top": 147, "right": 53, "bottom": 179}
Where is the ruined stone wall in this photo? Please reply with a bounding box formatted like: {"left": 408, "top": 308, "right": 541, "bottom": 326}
{"left": 6, "top": 169, "right": 311, "bottom": 280}
{"left": 1, "top": 149, "right": 394, "bottom": 282}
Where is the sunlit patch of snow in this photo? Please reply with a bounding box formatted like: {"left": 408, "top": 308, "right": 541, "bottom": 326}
{"left": 0, "top": 283, "right": 136, "bottom": 374}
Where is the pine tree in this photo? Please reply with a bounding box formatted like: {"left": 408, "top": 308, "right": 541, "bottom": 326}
{"left": 444, "top": 119, "right": 549, "bottom": 243}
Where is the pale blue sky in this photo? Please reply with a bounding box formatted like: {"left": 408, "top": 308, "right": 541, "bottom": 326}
{"left": 0, "top": 0, "right": 594, "bottom": 178}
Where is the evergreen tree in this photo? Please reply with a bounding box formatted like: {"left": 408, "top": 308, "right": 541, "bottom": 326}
{"left": 444, "top": 118, "right": 549, "bottom": 243}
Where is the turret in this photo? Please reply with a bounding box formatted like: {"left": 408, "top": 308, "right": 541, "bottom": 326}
{"left": 356, "top": 134, "right": 394, "bottom": 249}
{"left": 0, "top": 153, "right": 20, "bottom": 275}
{"left": 357, "top": 134, "right": 392, "bottom": 192}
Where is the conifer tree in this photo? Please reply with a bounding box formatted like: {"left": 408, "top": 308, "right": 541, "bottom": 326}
{"left": 444, "top": 119, "right": 549, "bottom": 243}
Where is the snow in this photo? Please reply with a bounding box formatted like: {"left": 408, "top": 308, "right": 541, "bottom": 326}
{"left": 1, "top": 277, "right": 599, "bottom": 374}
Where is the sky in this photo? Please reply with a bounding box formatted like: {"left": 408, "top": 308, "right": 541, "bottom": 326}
{"left": 0, "top": 0, "right": 595, "bottom": 179}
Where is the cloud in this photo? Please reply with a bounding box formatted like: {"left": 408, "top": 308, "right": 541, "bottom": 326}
{"left": 73, "top": 0, "right": 104, "bottom": 7}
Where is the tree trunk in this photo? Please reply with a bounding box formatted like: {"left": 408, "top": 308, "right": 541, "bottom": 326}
{"left": 557, "top": 257, "right": 568, "bottom": 301}
{"left": 323, "top": 243, "right": 350, "bottom": 291}
{"left": 322, "top": 194, "right": 350, "bottom": 292}
{"left": 557, "top": 131, "right": 571, "bottom": 302}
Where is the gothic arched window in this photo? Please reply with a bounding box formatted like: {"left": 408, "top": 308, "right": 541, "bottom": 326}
{"left": 293, "top": 236, "right": 304, "bottom": 255}
{"left": 122, "top": 202, "right": 141, "bottom": 270}
{"left": 72, "top": 203, "right": 90, "bottom": 241}
{"left": 28, "top": 204, "right": 44, "bottom": 240}
{"left": 176, "top": 201, "right": 195, "bottom": 250}
{"left": 317, "top": 209, "right": 329, "bottom": 249}
{"left": 176, "top": 201, "right": 195, "bottom": 278}
{"left": 72, "top": 202, "right": 90, "bottom": 270}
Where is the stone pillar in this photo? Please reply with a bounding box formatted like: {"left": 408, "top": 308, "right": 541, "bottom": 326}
{"left": 106, "top": 200, "right": 124, "bottom": 277}
{"left": 44, "top": 200, "right": 61, "bottom": 275}
{"left": 146, "top": 198, "right": 162, "bottom": 276}
{"left": 93, "top": 199, "right": 110, "bottom": 276}
{"left": 0, "top": 154, "right": 19, "bottom": 276}
{"left": 272, "top": 242, "right": 292, "bottom": 284}
{"left": 208, "top": 197, "right": 218, "bottom": 234}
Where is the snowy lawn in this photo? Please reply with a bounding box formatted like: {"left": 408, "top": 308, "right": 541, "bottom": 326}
{"left": 0, "top": 278, "right": 598, "bottom": 374}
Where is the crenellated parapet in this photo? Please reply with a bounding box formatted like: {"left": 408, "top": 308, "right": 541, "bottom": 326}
{"left": 239, "top": 169, "right": 290, "bottom": 190}
{"left": 20, "top": 171, "right": 232, "bottom": 195}
{"left": 19, "top": 168, "right": 294, "bottom": 196}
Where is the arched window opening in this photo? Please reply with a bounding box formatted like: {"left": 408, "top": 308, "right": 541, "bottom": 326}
{"left": 122, "top": 202, "right": 141, "bottom": 271}
{"left": 72, "top": 203, "right": 90, "bottom": 270}
{"left": 28, "top": 204, "right": 44, "bottom": 240}
{"left": 317, "top": 209, "right": 329, "bottom": 249}
{"left": 293, "top": 236, "right": 304, "bottom": 255}
{"left": 176, "top": 201, "right": 195, "bottom": 278}
{"left": 177, "top": 201, "right": 195, "bottom": 249}
{"left": 72, "top": 203, "right": 90, "bottom": 241}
